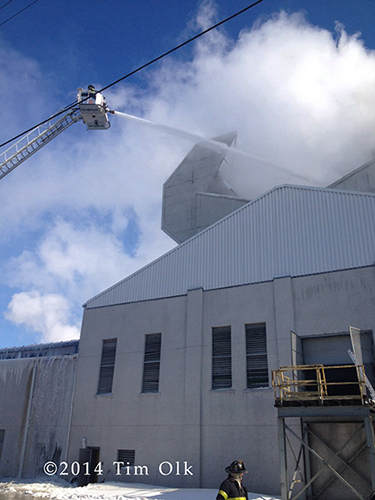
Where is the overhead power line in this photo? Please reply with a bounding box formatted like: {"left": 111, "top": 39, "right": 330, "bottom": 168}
{"left": 0, "top": 0, "right": 264, "bottom": 149}
{"left": 98, "top": 0, "right": 265, "bottom": 94}
{"left": 0, "top": 0, "right": 39, "bottom": 27}
{"left": 0, "top": 0, "right": 15, "bottom": 12}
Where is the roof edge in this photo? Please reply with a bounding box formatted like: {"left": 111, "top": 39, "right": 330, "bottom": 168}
{"left": 84, "top": 184, "right": 375, "bottom": 308}
{"left": 328, "top": 157, "right": 375, "bottom": 188}
{"left": 85, "top": 263, "right": 375, "bottom": 310}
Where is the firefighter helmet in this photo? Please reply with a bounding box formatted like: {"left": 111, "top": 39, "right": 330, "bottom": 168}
{"left": 225, "top": 460, "right": 248, "bottom": 474}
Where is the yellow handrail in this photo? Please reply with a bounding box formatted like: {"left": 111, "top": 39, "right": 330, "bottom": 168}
{"left": 272, "top": 364, "right": 367, "bottom": 405}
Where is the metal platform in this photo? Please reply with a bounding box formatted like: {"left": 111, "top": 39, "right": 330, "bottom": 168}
{"left": 273, "top": 364, "right": 368, "bottom": 407}
{"left": 273, "top": 365, "right": 375, "bottom": 500}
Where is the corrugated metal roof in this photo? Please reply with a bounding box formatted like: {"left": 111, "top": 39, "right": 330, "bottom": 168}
{"left": 85, "top": 185, "right": 375, "bottom": 309}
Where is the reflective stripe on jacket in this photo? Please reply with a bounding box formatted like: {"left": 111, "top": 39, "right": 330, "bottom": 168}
{"left": 216, "top": 476, "right": 248, "bottom": 500}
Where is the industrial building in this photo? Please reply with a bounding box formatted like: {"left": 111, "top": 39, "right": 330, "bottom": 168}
{"left": 68, "top": 137, "right": 375, "bottom": 497}
{"left": 1, "top": 136, "right": 375, "bottom": 499}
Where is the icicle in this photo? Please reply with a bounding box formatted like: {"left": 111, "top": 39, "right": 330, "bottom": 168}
{"left": 0, "top": 358, "right": 34, "bottom": 384}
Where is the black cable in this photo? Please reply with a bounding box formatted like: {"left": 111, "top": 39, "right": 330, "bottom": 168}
{"left": 0, "top": 0, "right": 264, "bottom": 150}
{"left": 99, "top": 0, "right": 264, "bottom": 94}
{"left": 0, "top": 0, "right": 15, "bottom": 12}
{"left": 0, "top": 0, "right": 39, "bottom": 27}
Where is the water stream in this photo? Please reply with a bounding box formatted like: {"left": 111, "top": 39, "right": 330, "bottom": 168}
{"left": 113, "top": 111, "right": 318, "bottom": 185}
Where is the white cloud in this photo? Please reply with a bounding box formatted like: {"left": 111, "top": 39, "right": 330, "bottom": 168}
{"left": 5, "top": 291, "right": 80, "bottom": 343}
{"left": 2, "top": 6, "right": 375, "bottom": 344}
{"left": 5, "top": 218, "right": 151, "bottom": 302}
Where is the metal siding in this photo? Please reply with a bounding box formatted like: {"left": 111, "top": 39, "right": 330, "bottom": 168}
{"left": 85, "top": 185, "right": 375, "bottom": 309}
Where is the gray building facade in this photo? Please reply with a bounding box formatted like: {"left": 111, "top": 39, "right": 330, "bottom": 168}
{"left": 68, "top": 267, "right": 375, "bottom": 494}
{"left": 67, "top": 141, "right": 375, "bottom": 495}
{"left": 1, "top": 139, "right": 375, "bottom": 497}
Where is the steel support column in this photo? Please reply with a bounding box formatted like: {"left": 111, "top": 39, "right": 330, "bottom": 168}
{"left": 278, "top": 416, "right": 288, "bottom": 500}
{"left": 364, "top": 414, "right": 375, "bottom": 491}
{"left": 302, "top": 421, "right": 312, "bottom": 500}
{"left": 276, "top": 406, "right": 375, "bottom": 499}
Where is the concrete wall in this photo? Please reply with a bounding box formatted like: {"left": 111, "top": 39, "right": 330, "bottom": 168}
{"left": 69, "top": 295, "right": 189, "bottom": 486}
{"left": 69, "top": 265, "right": 375, "bottom": 495}
{"left": 293, "top": 266, "right": 375, "bottom": 335}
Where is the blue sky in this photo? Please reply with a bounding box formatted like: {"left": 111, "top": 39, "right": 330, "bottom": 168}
{"left": 1, "top": 0, "right": 375, "bottom": 348}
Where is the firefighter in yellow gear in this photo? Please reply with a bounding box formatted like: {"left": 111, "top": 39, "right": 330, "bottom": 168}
{"left": 87, "top": 85, "right": 96, "bottom": 101}
{"left": 216, "top": 460, "right": 249, "bottom": 500}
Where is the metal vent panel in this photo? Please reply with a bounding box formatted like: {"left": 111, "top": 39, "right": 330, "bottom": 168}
{"left": 117, "top": 449, "right": 135, "bottom": 467}
{"left": 97, "top": 338, "right": 117, "bottom": 394}
{"left": 212, "top": 326, "right": 232, "bottom": 390}
{"left": 142, "top": 333, "right": 162, "bottom": 393}
{"left": 246, "top": 323, "right": 268, "bottom": 388}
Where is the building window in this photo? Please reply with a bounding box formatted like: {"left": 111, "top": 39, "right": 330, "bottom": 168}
{"left": 246, "top": 323, "right": 269, "bottom": 388}
{"left": 212, "top": 326, "right": 232, "bottom": 390}
{"left": 117, "top": 449, "right": 135, "bottom": 467}
{"left": 97, "top": 338, "right": 117, "bottom": 394}
{"left": 142, "top": 333, "right": 162, "bottom": 393}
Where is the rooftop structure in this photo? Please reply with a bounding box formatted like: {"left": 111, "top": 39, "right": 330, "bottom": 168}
{"left": 0, "top": 339, "right": 79, "bottom": 360}
{"left": 162, "top": 132, "right": 249, "bottom": 243}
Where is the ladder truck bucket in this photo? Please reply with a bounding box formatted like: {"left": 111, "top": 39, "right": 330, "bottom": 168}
{"left": 77, "top": 87, "right": 111, "bottom": 130}
{"left": 0, "top": 87, "right": 113, "bottom": 181}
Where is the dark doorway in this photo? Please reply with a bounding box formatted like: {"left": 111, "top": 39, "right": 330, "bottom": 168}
{"left": 324, "top": 365, "right": 361, "bottom": 397}
{"left": 0, "top": 430, "right": 4, "bottom": 463}
{"left": 87, "top": 447, "right": 100, "bottom": 483}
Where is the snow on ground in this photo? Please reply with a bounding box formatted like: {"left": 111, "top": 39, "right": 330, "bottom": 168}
{"left": 0, "top": 478, "right": 280, "bottom": 500}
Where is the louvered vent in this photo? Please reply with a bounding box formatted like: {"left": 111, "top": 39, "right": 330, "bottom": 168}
{"left": 212, "top": 326, "right": 232, "bottom": 389}
{"left": 97, "top": 338, "right": 117, "bottom": 394}
{"left": 117, "top": 449, "right": 135, "bottom": 467}
{"left": 246, "top": 323, "right": 268, "bottom": 388}
{"left": 142, "top": 333, "right": 162, "bottom": 393}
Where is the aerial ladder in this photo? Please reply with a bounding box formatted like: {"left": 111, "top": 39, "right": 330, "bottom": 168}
{"left": 0, "top": 86, "right": 111, "bottom": 181}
